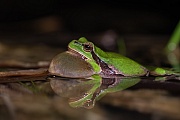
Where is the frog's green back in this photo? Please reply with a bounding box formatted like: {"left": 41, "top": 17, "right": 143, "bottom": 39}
{"left": 101, "top": 52, "right": 148, "bottom": 76}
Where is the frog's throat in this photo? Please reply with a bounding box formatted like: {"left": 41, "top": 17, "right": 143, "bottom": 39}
{"left": 68, "top": 47, "right": 87, "bottom": 60}
{"left": 91, "top": 51, "right": 118, "bottom": 75}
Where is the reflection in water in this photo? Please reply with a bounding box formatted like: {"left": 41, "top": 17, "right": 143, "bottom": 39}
{"left": 48, "top": 75, "right": 140, "bottom": 109}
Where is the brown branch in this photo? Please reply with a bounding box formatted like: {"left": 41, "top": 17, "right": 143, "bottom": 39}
{"left": 0, "top": 68, "right": 48, "bottom": 77}
{"left": 0, "top": 69, "right": 48, "bottom": 83}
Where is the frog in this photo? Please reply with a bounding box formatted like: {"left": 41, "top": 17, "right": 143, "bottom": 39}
{"left": 48, "top": 37, "right": 179, "bottom": 78}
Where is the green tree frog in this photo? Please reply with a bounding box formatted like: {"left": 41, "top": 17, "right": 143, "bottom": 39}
{"left": 49, "top": 37, "right": 178, "bottom": 78}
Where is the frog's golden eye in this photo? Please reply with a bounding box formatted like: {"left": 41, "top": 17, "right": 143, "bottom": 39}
{"left": 83, "top": 43, "right": 93, "bottom": 52}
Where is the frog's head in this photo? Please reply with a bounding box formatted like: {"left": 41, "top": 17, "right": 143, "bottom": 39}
{"left": 68, "top": 37, "right": 95, "bottom": 60}
{"left": 68, "top": 37, "right": 107, "bottom": 73}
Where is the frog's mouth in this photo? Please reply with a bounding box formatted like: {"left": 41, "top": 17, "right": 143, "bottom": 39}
{"left": 68, "top": 47, "right": 87, "bottom": 60}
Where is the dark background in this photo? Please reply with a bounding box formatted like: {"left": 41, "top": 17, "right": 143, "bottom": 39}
{"left": 0, "top": 0, "right": 179, "bottom": 34}
{"left": 0, "top": 0, "right": 179, "bottom": 66}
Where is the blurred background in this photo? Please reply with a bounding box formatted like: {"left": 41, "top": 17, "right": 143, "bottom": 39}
{"left": 0, "top": 0, "right": 179, "bottom": 41}
{"left": 0, "top": 0, "right": 179, "bottom": 66}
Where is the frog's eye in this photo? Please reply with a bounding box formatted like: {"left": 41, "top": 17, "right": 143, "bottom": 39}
{"left": 83, "top": 43, "right": 93, "bottom": 52}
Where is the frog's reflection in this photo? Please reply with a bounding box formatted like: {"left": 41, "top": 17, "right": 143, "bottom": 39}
{"left": 48, "top": 75, "right": 140, "bottom": 109}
